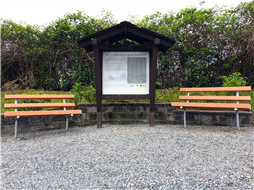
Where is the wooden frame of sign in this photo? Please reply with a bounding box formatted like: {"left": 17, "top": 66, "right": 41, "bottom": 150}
{"left": 78, "top": 21, "right": 175, "bottom": 128}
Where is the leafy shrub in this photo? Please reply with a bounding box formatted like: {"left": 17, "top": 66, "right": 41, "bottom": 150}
{"left": 155, "top": 87, "right": 181, "bottom": 102}
{"left": 70, "top": 83, "right": 85, "bottom": 106}
{"left": 220, "top": 72, "right": 247, "bottom": 87}
{"left": 70, "top": 83, "right": 96, "bottom": 105}
{"left": 83, "top": 86, "right": 96, "bottom": 103}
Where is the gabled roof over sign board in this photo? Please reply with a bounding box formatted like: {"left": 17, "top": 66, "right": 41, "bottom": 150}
{"left": 77, "top": 21, "right": 175, "bottom": 53}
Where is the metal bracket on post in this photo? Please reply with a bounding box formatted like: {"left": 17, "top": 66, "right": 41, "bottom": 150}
{"left": 187, "top": 92, "right": 190, "bottom": 103}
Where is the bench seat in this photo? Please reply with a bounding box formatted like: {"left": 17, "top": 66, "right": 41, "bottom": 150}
{"left": 171, "top": 102, "right": 251, "bottom": 110}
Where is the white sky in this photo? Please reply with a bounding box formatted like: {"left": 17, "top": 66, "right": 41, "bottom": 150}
{"left": 0, "top": 0, "right": 251, "bottom": 26}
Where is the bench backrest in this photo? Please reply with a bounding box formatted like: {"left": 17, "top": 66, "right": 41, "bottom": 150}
{"left": 180, "top": 86, "right": 251, "bottom": 92}
{"left": 179, "top": 86, "right": 251, "bottom": 102}
{"left": 5, "top": 95, "right": 74, "bottom": 100}
{"left": 4, "top": 95, "right": 75, "bottom": 109}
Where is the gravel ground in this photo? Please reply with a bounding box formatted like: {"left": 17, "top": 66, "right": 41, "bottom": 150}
{"left": 1, "top": 124, "right": 254, "bottom": 189}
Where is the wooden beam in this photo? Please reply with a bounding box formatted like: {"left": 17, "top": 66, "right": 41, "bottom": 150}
{"left": 98, "top": 43, "right": 153, "bottom": 51}
{"left": 92, "top": 38, "right": 102, "bottom": 128}
{"left": 150, "top": 39, "right": 160, "bottom": 126}
{"left": 102, "top": 95, "right": 149, "bottom": 100}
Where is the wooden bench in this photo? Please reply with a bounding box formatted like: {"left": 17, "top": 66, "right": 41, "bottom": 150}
{"left": 4, "top": 95, "right": 82, "bottom": 138}
{"left": 171, "top": 86, "right": 251, "bottom": 130}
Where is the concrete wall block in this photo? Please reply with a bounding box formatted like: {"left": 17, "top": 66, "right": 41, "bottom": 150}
{"left": 1, "top": 125, "right": 20, "bottom": 135}
{"left": 21, "top": 123, "right": 43, "bottom": 133}
{"left": 118, "top": 113, "right": 137, "bottom": 120}
{"left": 1, "top": 117, "right": 14, "bottom": 125}
{"left": 136, "top": 105, "right": 149, "bottom": 113}
{"left": 88, "top": 113, "right": 97, "bottom": 120}
{"left": 102, "top": 105, "right": 112, "bottom": 112}
{"left": 165, "top": 113, "right": 174, "bottom": 121}
{"left": 103, "top": 112, "right": 117, "bottom": 120}
{"left": 155, "top": 111, "right": 167, "bottom": 120}
{"left": 173, "top": 110, "right": 183, "bottom": 121}
{"left": 77, "top": 103, "right": 95, "bottom": 113}
{"left": 155, "top": 106, "right": 167, "bottom": 113}
{"left": 80, "top": 113, "right": 89, "bottom": 120}
{"left": 78, "top": 114, "right": 95, "bottom": 126}
{"left": 240, "top": 115, "right": 252, "bottom": 125}
{"left": 128, "top": 105, "right": 137, "bottom": 112}
{"left": 199, "top": 114, "right": 214, "bottom": 125}
{"left": 116, "top": 105, "right": 126, "bottom": 112}
{"left": 136, "top": 113, "right": 149, "bottom": 120}
{"left": 167, "top": 105, "right": 175, "bottom": 112}
{"left": 69, "top": 114, "right": 82, "bottom": 122}
{"left": 79, "top": 106, "right": 87, "bottom": 113}
{"left": 86, "top": 107, "right": 97, "bottom": 113}
{"left": 0, "top": 113, "right": 4, "bottom": 127}
{"left": 111, "top": 106, "right": 119, "bottom": 112}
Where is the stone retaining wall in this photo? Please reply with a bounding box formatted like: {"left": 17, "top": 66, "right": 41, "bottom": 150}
{"left": 1, "top": 103, "right": 253, "bottom": 136}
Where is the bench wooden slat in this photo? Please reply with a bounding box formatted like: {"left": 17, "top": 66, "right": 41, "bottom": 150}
{"left": 180, "top": 86, "right": 251, "bottom": 92}
{"left": 4, "top": 110, "right": 82, "bottom": 118}
{"left": 179, "top": 96, "right": 251, "bottom": 101}
{"left": 5, "top": 95, "right": 74, "bottom": 100}
{"left": 171, "top": 102, "right": 251, "bottom": 110}
{"left": 4, "top": 103, "right": 75, "bottom": 109}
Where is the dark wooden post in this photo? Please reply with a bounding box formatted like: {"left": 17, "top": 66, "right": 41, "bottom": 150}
{"left": 150, "top": 38, "right": 160, "bottom": 126}
{"left": 91, "top": 38, "right": 102, "bottom": 128}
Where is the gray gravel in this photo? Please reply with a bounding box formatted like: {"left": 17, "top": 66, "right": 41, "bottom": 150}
{"left": 1, "top": 124, "right": 254, "bottom": 189}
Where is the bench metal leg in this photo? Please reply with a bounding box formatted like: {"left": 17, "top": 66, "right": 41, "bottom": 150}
{"left": 14, "top": 118, "right": 18, "bottom": 138}
{"left": 66, "top": 116, "right": 69, "bottom": 131}
{"left": 180, "top": 106, "right": 186, "bottom": 128}
{"left": 66, "top": 114, "right": 74, "bottom": 131}
{"left": 236, "top": 110, "right": 240, "bottom": 130}
{"left": 183, "top": 108, "right": 186, "bottom": 128}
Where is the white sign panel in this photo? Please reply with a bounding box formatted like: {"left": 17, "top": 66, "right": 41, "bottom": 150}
{"left": 102, "top": 52, "right": 149, "bottom": 95}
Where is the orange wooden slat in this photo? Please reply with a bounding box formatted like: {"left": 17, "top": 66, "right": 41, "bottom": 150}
{"left": 179, "top": 96, "right": 251, "bottom": 101}
{"left": 4, "top": 110, "right": 82, "bottom": 118}
{"left": 4, "top": 103, "right": 75, "bottom": 109}
{"left": 5, "top": 94, "right": 74, "bottom": 100}
{"left": 180, "top": 86, "right": 251, "bottom": 92}
{"left": 171, "top": 102, "right": 251, "bottom": 111}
